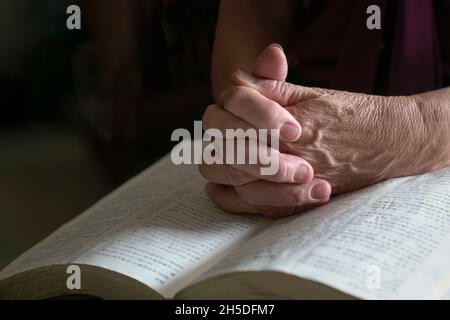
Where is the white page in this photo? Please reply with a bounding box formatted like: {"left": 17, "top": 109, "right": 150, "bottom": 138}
{"left": 0, "top": 142, "right": 266, "bottom": 298}
{"left": 0, "top": 152, "right": 201, "bottom": 278}
{"left": 441, "top": 288, "right": 450, "bottom": 300}
{"left": 75, "top": 180, "right": 266, "bottom": 298}
{"left": 198, "top": 167, "right": 450, "bottom": 299}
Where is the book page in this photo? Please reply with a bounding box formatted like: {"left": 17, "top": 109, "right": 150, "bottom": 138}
{"left": 0, "top": 141, "right": 266, "bottom": 298}
{"left": 196, "top": 167, "right": 450, "bottom": 299}
{"left": 442, "top": 288, "right": 450, "bottom": 300}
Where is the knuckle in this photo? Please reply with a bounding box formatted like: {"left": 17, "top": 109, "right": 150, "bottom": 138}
{"left": 274, "top": 81, "right": 296, "bottom": 104}
{"left": 288, "top": 188, "right": 303, "bottom": 205}
{"left": 274, "top": 80, "right": 288, "bottom": 97}
{"left": 275, "top": 162, "right": 294, "bottom": 182}
{"left": 273, "top": 80, "right": 285, "bottom": 93}
{"left": 260, "top": 79, "right": 277, "bottom": 93}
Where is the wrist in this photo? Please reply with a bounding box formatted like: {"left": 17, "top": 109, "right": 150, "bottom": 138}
{"left": 373, "top": 94, "right": 432, "bottom": 179}
{"left": 412, "top": 93, "right": 450, "bottom": 173}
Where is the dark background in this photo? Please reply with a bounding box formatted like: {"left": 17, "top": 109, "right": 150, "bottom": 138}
{"left": 0, "top": 0, "right": 219, "bottom": 268}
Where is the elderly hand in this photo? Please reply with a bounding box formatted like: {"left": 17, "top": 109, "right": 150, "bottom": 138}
{"left": 200, "top": 45, "right": 332, "bottom": 218}
{"left": 201, "top": 44, "right": 432, "bottom": 218}
{"left": 236, "top": 71, "right": 429, "bottom": 194}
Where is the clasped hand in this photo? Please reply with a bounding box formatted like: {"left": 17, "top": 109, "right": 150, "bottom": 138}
{"left": 200, "top": 44, "right": 425, "bottom": 218}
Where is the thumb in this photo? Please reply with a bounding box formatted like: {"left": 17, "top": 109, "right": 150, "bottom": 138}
{"left": 233, "top": 43, "right": 321, "bottom": 106}
{"left": 232, "top": 69, "right": 320, "bottom": 107}
{"left": 251, "top": 43, "right": 288, "bottom": 81}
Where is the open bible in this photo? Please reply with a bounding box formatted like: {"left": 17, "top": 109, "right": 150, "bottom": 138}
{"left": 1, "top": 142, "right": 450, "bottom": 300}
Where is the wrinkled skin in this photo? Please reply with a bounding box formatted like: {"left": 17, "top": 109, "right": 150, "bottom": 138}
{"left": 200, "top": 44, "right": 449, "bottom": 218}
{"left": 280, "top": 89, "right": 427, "bottom": 194}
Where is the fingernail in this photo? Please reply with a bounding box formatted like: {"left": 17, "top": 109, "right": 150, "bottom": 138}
{"left": 310, "top": 183, "right": 331, "bottom": 200}
{"left": 270, "top": 43, "right": 284, "bottom": 52}
{"left": 280, "top": 122, "right": 300, "bottom": 141}
{"left": 294, "top": 166, "right": 308, "bottom": 182}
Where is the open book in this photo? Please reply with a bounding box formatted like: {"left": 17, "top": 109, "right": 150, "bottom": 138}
{"left": 1, "top": 142, "right": 450, "bottom": 300}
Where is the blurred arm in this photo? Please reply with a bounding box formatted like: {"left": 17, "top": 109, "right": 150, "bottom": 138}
{"left": 211, "top": 0, "right": 296, "bottom": 100}
{"left": 81, "top": 0, "right": 145, "bottom": 91}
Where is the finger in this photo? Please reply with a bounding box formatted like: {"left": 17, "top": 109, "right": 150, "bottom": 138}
{"left": 219, "top": 85, "right": 301, "bottom": 142}
{"left": 199, "top": 163, "right": 256, "bottom": 186}
{"left": 252, "top": 43, "right": 288, "bottom": 81}
{"left": 234, "top": 179, "right": 331, "bottom": 207}
{"left": 205, "top": 182, "right": 331, "bottom": 219}
{"left": 202, "top": 104, "right": 252, "bottom": 134}
{"left": 199, "top": 140, "right": 314, "bottom": 185}
{"left": 205, "top": 182, "right": 260, "bottom": 214}
{"left": 232, "top": 70, "right": 326, "bottom": 107}
{"left": 203, "top": 105, "right": 283, "bottom": 149}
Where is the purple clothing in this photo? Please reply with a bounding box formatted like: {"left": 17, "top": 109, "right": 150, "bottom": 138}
{"left": 288, "top": 0, "right": 450, "bottom": 95}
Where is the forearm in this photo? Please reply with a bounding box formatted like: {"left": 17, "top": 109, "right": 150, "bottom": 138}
{"left": 319, "top": 88, "right": 450, "bottom": 183}
{"left": 368, "top": 89, "right": 450, "bottom": 180}
{"left": 212, "top": 0, "right": 295, "bottom": 100}
{"left": 383, "top": 87, "right": 450, "bottom": 179}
